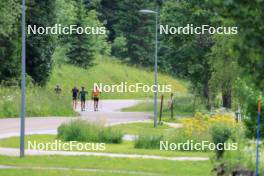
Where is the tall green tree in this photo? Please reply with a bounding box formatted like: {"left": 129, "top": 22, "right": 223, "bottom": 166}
{"left": 208, "top": 35, "right": 240, "bottom": 109}
{"left": 160, "top": 0, "right": 214, "bottom": 108}
{"left": 114, "top": 0, "right": 157, "bottom": 66}
{"left": 98, "top": 0, "right": 119, "bottom": 41}
{"left": 0, "top": 0, "right": 21, "bottom": 85}
{"left": 205, "top": 0, "right": 264, "bottom": 138}
{"left": 66, "top": 0, "right": 95, "bottom": 68}
{"left": 26, "top": 0, "right": 57, "bottom": 85}
{"left": 99, "top": 0, "right": 157, "bottom": 66}
{"left": 206, "top": 0, "right": 264, "bottom": 91}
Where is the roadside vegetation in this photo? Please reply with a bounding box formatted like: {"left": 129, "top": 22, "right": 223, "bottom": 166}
{"left": 0, "top": 155, "right": 212, "bottom": 176}
{"left": 0, "top": 55, "right": 187, "bottom": 118}
{"left": 122, "top": 94, "right": 208, "bottom": 117}
{"left": 58, "top": 120, "right": 123, "bottom": 144}
{"left": 0, "top": 86, "right": 77, "bottom": 118}
{"left": 0, "top": 117, "right": 263, "bottom": 175}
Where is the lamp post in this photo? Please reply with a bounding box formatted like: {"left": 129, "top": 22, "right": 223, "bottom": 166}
{"left": 139, "top": 8, "right": 158, "bottom": 128}
{"left": 20, "top": 0, "right": 26, "bottom": 157}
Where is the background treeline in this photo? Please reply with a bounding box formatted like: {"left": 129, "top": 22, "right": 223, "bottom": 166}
{"left": 0, "top": 0, "right": 264, "bottom": 137}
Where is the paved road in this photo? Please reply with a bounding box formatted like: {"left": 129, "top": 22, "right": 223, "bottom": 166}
{"left": 0, "top": 100, "right": 210, "bottom": 161}
{"left": 0, "top": 100, "right": 151, "bottom": 139}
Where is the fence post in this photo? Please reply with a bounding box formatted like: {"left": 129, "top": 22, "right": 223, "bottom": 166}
{"left": 159, "top": 95, "right": 164, "bottom": 124}
{"left": 255, "top": 97, "right": 262, "bottom": 176}
{"left": 170, "top": 93, "right": 174, "bottom": 119}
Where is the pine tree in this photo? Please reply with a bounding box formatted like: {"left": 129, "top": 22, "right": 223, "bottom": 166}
{"left": 26, "top": 0, "right": 57, "bottom": 85}
{"left": 0, "top": 0, "right": 21, "bottom": 85}
{"left": 99, "top": 0, "right": 157, "bottom": 66}
{"left": 66, "top": 0, "right": 95, "bottom": 69}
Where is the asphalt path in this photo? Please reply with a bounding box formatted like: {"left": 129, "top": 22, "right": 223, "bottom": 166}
{"left": 0, "top": 100, "right": 151, "bottom": 139}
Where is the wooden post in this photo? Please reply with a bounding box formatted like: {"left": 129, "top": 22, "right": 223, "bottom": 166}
{"left": 171, "top": 93, "right": 174, "bottom": 119}
{"left": 159, "top": 95, "right": 164, "bottom": 124}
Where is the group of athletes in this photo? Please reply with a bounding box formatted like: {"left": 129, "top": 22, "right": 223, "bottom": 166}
{"left": 72, "top": 86, "right": 101, "bottom": 112}
{"left": 54, "top": 85, "right": 101, "bottom": 111}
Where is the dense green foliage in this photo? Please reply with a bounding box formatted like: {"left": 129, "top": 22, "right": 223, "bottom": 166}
{"left": 26, "top": 0, "right": 57, "bottom": 85}
{"left": 0, "top": 0, "right": 263, "bottom": 139}
{"left": 99, "top": 0, "right": 158, "bottom": 66}
{"left": 135, "top": 135, "right": 163, "bottom": 149}
{"left": 66, "top": 0, "right": 95, "bottom": 68}
{"left": 210, "top": 123, "right": 232, "bottom": 159}
{"left": 0, "top": 0, "right": 21, "bottom": 85}
{"left": 122, "top": 95, "right": 208, "bottom": 117}
{"left": 160, "top": 1, "right": 215, "bottom": 108}
{"left": 0, "top": 86, "right": 77, "bottom": 118}
{"left": 58, "top": 120, "right": 123, "bottom": 143}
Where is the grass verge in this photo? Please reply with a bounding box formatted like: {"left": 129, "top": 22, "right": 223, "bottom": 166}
{"left": 0, "top": 155, "right": 212, "bottom": 176}
{"left": 0, "top": 135, "right": 211, "bottom": 157}
{"left": 111, "top": 122, "right": 175, "bottom": 135}
{"left": 122, "top": 95, "right": 208, "bottom": 117}
{"left": 0, "top": 86, "right": 77, "bottom": 118}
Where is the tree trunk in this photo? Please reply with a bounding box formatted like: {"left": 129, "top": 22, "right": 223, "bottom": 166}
{"left": 222, "top": 88, "right": 232, "bottom": 109}
{"left": 203, "top": 83, "right": 211, "bottom": 110}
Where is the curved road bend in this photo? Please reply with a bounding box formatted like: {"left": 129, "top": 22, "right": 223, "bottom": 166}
{"left": 0, "top": 100, "right": 151, "bottom": 139}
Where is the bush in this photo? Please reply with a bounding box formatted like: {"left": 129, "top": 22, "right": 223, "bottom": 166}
{"left": 134, "top": 113, "right": 239, "bottom": 152}
{"left": 213, "top": 141, "right": 260, "bottom": 175}
{"left": 165, "top": 128, "right": 211, "bottom": 151}
{"left": 134, "top": 135, "right": 163, "bottom": 149}
{"left": 244, "top": 97, "right": 264, "bottom": 139}
{"left": 57, "top": 120, "right": 123, "bottom": 144}
{"left": 112, "top": 35, "right": 128, "bottom": 59}
{"left": 233, "top": 79, "right": 263, "bottom": 139}
{"left": 210, "top": 123, "right": 232, "bottom": 159}
{"left": 0, "top": 86, "right": 77, "bottom": 118}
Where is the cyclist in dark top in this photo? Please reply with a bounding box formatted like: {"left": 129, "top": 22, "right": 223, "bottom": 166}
{"left": 72, "top": 86, "right": 79, "bottom": 110}
{"left": 79, "top": 87, "right": 88, "bottom": 111}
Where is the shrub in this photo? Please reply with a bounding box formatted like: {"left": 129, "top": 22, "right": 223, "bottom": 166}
{"left": 180, "top": 112, "right": 236, "bottom": 136}
{"left": 165, "top": 128, "right": 211, "bottom": 151}
{"left": 244, "top": 97, "right": 264, "bottom": 139}
{"left": 57, "top": 120, "right": 123, "bottom": 144}
{"left": 0, "top": 86, "right": 77, "bottom": 118}
{"left": 233, "top": 79, "right": 264, "bottom": 139}
{"left": 112, "top": 35, "right": 128, "bottom": 59}
{"left": 134, "top": 135, "right": 163, "bottom": 149}
{"left": 210, "top": 123, "right": 232, "bottom": 159}
{"left": 213, "top": 142, "right": 260, "bottom": 175}
{"left": 134, "top": 113, "right": 238, "bottom": 151}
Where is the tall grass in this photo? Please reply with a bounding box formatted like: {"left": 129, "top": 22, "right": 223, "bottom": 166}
{"left": 134, "top": 129, "right": 211, "bottom": 151}
{"left": 0, "top": 53, "right": 188, "bottom": 117}
{"left": 122, "top": 95, "right": 208, "bottom": 116}
{"left": 134, "top": 135, "right": 163, "bottom": 149}
{"left": 49, "top": 54, "right": 188, "bottom": 99}
{"left": 0, "top": 86, "right": 77, "bottom": 118}
{"left": 57, "top": 120, "right": 123, "bottom": 144}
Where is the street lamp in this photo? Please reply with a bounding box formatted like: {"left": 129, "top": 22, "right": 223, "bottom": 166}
{"left": 139, "top": 8, "right": 158, "bottom": 128}
{"left": 20, "top": 0, "right": 26, "bottom": 157}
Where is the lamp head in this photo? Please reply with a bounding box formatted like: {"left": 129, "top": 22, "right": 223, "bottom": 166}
{"left": 139, "top": 9, "right": 156, "bottom": 14}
